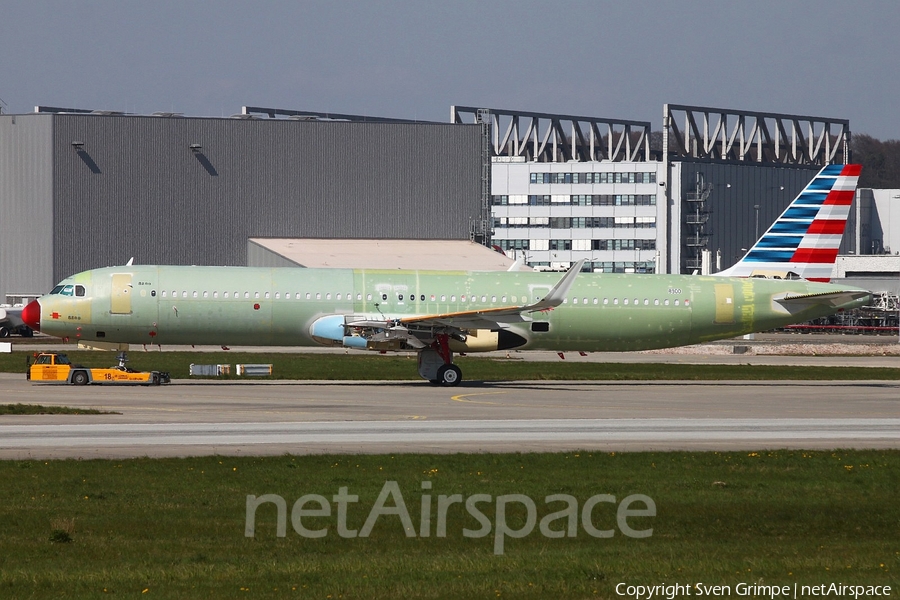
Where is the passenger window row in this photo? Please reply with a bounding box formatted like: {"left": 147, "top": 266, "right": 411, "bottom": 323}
{"left": 150, "top": 290, "right": 690, "bottom": 308}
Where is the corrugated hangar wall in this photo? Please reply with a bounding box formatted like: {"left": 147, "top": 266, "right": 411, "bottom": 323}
{"left": 34, "top": 114, "right": 481, "bottom": 293}
{"left": 675, "top": 162, "right": 820, "bottom": 272}
{"left": 0, "top": 115, "right": 55, "bottom": 301}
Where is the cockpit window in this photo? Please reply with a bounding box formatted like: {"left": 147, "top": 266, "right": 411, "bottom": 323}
{"left": 50, "top": 285, "right": 65, "bottom": 294}
{"left": 60, "top": 285, "right": 75, "bottom": 296}
{"left": 75, "top": 285, "right": 86, "bottom": 297}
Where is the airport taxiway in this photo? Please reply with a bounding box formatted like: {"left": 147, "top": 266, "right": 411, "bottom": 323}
{"left": 1, "top": 375, "right": 898, "bottom": 458}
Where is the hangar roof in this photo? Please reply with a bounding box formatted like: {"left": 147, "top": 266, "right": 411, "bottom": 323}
{"left": 248, "top": 238, "right": 526, "bottom": 271}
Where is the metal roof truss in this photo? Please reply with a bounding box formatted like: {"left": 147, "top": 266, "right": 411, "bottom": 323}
{"left": 663, "top": 104, "right": 850, "bottom": 165}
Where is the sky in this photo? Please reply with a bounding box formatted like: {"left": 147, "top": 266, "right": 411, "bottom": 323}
{"left": 2, "top": 0, "right": 900, "bottom": 139}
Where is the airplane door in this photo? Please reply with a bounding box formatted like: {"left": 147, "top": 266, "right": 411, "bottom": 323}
{"left": 714, "top": 284, "right": 735, "bottom": 324}
{"left": 110, "top": 274, "right": 133, "bottom": 315}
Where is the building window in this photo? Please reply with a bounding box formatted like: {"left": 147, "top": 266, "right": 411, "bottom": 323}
{"left": 591, "top": 239, "right": 656, "bottom": 251}
{"left": 495, "top": 239, "right": 530, "bottom": 251}
{"left": 529, "top": 171, "right": 657, "bottom": 185}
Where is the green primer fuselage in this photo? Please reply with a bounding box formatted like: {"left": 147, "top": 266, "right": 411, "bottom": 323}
{"left": 35, "top": 265, "right": 870, "bottom": 352}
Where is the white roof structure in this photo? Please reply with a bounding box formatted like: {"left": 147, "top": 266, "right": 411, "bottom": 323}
{"left": 248, "top": 238, "right": 526, "bottom": 271}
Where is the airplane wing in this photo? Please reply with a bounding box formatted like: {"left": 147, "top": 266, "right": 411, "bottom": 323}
{"left": 347, "top": 260, "right": 585, "bottom": 331}
{"left": 400, "top": 259, "right": 585, "bottom": 328}
{"left": 777, "top": 290, "right": 872, "bottom": 309}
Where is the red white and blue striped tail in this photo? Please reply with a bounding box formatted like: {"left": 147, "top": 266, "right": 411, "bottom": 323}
{"left": 716, "top": 164, "right": 861, "bottom": 282}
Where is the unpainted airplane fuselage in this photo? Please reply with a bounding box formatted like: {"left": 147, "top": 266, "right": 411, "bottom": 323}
{"left": 30, "top": 265, "right": 870, "bottom": 352}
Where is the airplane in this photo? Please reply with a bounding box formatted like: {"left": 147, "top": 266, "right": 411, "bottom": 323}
{"left": 0, "top": 305, "right": 31, "bottom": 338}
{"left": 20, "top": 164, "right": 871, "bottom": 386}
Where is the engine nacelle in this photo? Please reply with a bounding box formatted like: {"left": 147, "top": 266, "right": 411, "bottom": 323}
{"left": 447, "top": 329, "right": 526, "bottom": 352}
{"left": 309, "top": 314, "right": 346, "bottom": 346}
{"left": 311, "top": 315, "right": 527, "bottom": 353}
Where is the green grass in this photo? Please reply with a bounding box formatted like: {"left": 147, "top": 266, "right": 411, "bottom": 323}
{"left": 0, "top": 403, "right": 119, "bottom": 415}
{"left": 4, "top": 350, "right": 900, "bottom": 381}
{"left": 0, "top": 451, "right": 897, "bottom": 599}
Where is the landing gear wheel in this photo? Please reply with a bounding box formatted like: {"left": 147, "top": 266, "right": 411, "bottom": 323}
{"left": 436, "top": 364, "right": 462, "bottom": 387}
{"left": 72, "top": 371, "right": 89, "bottom": 386}
{"left": 0, "top": 327, "right": 10, "bottom": 338}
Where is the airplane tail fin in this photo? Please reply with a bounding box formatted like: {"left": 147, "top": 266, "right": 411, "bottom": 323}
{"left": 715, "top": 164, "right": 861, "bottom": 282}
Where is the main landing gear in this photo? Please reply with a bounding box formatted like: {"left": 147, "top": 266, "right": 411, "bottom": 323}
{"left": 417, "top": 334, "right": 462, "bottom": 386}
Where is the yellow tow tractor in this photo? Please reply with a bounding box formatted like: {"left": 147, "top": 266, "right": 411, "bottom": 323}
{"left": 27, "top": 352, "right": 170, "bottom": 386}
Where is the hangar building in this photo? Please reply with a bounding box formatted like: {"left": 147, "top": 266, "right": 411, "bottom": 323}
{"left": 0, "top": 106, "right": 487, "bottom": 303}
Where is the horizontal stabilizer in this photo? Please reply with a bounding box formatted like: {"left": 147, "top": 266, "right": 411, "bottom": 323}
{"left": 777, "top": 290, "right": 871, "bottom": 308}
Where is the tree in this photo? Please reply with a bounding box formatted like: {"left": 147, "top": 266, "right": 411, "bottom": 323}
{"left": 852, "top": 134, "right": 900, "bottom": 188}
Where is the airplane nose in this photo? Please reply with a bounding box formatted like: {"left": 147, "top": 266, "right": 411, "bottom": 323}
{"left": 21, "top": 300, "right": 41, "bottom": 331}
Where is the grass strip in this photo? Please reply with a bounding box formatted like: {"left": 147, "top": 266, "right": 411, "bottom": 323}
{"left": 3, "top": 350, "right": 900, "bottom": 381}
{"left": 0, "top": 450, "right": 897, "bottom": 599}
